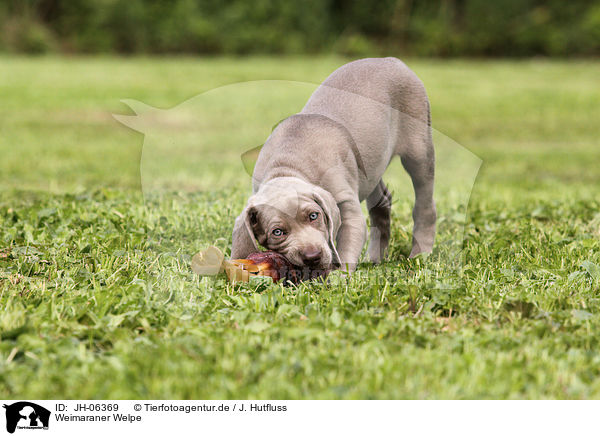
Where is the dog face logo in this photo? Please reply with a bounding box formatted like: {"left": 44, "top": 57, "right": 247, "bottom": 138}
{"left": 3, "top": 402, "right": 50, "bottom": 433}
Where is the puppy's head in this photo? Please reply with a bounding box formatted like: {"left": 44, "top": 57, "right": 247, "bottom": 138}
{"left": 231, "top": 179, "right": 340, "bottom": 271}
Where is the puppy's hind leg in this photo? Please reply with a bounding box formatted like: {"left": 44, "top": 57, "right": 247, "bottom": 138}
{"left": 401, "top": 130, "right": 436, "bottom": 258}
{"left": 367, "top": 180, "right": 392, "bottom": 263}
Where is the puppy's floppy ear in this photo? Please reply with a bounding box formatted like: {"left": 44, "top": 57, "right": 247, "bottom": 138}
{"left": 312, "top": 187, "right": 341, "bottom": 266}
{"left": 231, "top": 206, "right": 259, "bottom": 258}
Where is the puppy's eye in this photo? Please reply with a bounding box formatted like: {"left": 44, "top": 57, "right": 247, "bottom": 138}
{"left": 272, "top": 228, "right": 284, "bottom": 237}
{"left": 309, "top": 212, "right": 319, "bottom": 221}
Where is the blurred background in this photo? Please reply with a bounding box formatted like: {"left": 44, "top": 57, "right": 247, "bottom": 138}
{"left": 2, "top": 0, "right": 600, "bottom": 57}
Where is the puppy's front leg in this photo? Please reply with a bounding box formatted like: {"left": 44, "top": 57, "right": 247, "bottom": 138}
{"left": 335, "top": 200, "right": 367, "bottom": 272}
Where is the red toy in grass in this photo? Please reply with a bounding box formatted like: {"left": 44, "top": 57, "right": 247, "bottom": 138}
{"left": 191, "top": 247, "right": 328, "bottom": 285}
{"left": 233, "top": 251, "right": 301, "bottom": 283}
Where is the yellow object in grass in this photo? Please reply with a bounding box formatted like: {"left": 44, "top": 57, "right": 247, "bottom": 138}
{"left": 191, "top": 246, "right": 266, "bottom": 283}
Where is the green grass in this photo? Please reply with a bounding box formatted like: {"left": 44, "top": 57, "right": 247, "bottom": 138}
{"left": 1, "top": 55, "right": 599, "bottom": 399}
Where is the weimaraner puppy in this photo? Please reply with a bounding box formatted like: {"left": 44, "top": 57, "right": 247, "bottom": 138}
{"left": 232, "top": 57, "right": 436, "bottom": 273}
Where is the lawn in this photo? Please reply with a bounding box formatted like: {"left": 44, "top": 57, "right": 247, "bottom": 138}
{"left": 0, "top": 55, "right": 599, "bottom": 399}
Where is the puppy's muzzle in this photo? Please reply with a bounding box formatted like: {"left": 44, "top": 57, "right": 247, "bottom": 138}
{"left": 300, "top": 246, "right": 322, "bottom": 266}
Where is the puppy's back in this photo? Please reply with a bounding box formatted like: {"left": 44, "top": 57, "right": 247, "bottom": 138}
{"left": 302, "top": 57, "right": 429, "bottom": 126}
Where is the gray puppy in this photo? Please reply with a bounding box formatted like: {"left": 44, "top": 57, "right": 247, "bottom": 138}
{"left": 232, "top": 57, "right": 436, "bottom": 272}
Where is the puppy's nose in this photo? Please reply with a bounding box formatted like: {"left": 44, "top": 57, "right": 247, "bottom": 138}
{"left": 301, "top": 247, "right": 322, "bottom": 265}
